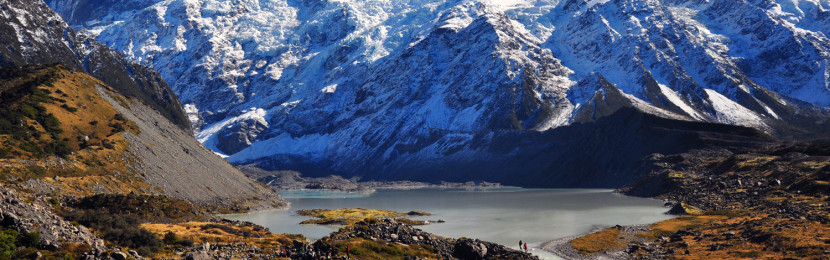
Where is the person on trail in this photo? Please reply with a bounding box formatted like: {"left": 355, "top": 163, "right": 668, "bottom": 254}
{"left": 524, "top": 242, "right": 528, "bottom": 252}
{"left": 519, "top": 240, "right": 523, "bottom": 249}
{"left": 346, "top": 245, "right": 350, "bottom": 259}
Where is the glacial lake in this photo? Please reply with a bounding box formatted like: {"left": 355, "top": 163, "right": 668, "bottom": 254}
{"left": 224, "top": 188, "right": 673, "bottom": 259}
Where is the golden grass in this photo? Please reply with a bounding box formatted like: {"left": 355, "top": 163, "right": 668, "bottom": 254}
{"left": 570, "top": 228, "right": 626, "bottom": 255}
{"left": 667, "top": 171, "right": 685, "bottom": 178}
{"left": 297, "top": 208, "right": 429, "bottom": 226}
{"left": 626, "top": 206, "right": 830, "bottom": 259}
{"left": 0, "top": 66, "right": 148, "bottom": 198}
{"left": 142, "top": 222, "right": 301, "bottom": 248}
{"left": 736, "top": 156, "right": 776, "bottom": 167}
{"left": 799, "top": 160, "right": 829, "bottom": 170}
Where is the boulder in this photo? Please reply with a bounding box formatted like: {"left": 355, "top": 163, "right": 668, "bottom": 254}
{"left": 111, "top": 252, "right": 127, "bottom": 260}
{"left": 453, "top": 239, "right": 488, "bottom": 260}
{"left": 184, "top": 251, "right": 211, "bottom": 260}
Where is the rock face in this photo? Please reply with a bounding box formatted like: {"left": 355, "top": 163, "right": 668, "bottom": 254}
{"left": 49, "top": 0, "right": 830, "bottom": 186}
{"left": 0, "top": 0, "right": 189, "bottom": 130}
{"left": 0, "top": 185, "right": 104, "bottom": 251}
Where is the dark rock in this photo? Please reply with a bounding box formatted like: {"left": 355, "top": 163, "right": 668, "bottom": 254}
{"left": 184, "top": 251, "right": 211, "bottom": 260}
{"left": 627, "top": 244, "right": 640, "bottom": 253}
{"left": 293, "top": 240, "right": 305, "bottom": 249}
{"left": 453, "top": 239, "right": 488, "bottom": 259}
{"left": 111, "top": 252, "right": 127, "bottom": 260}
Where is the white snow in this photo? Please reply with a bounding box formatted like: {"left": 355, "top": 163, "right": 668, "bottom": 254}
{"left": 658, "top": 84, "right": 704, "bottom": 120}
{"left": 184, "top": 103, "right": 200, "bottom": 126}
{"left": 53, "top": 0, "right": 830, "bottom": 165}
{"left": 321, "top": 84, "right": 338, "bottom": 93}
{"left": 196, "top": 107, "right": 268, "bottom": 144}
{"left": 586, "top": 0, "right": 611, "bottom": 9}
{"left": 704, "top": 89, "right": 767, "bottom": 129}
{"left": 227, "top": 133, "right": 330, "bottom": 163}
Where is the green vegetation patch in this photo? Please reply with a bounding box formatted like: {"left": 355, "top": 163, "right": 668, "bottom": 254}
{"left": 60, "top": 207, "right": 162, "bottom": 256}
{"left": 68, "top": 194, "right": 203, "bottom": 223}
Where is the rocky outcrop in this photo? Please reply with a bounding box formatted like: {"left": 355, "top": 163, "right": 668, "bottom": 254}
{"left": 321, "top": 220, "right": 539, "bottom": 260}
{"left": 0, "top": 185, "right": 104, "bottom": 251}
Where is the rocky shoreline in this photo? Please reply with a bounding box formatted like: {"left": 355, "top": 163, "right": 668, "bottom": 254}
{"left": 240, "top": 166, "right": 503, "bottom": 193}
{"left": 154, "top": 219, "right": 538, "bottom": 260}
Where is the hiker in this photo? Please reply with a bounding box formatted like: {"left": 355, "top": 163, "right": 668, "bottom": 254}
{"left": 524, "top": 242, "right": 528, "bottom": 252}
{"left": 519, "top": 240, "right": 523, "bottom": 249}
{"left": 346, "top": 245, "right": 350, "bottom": 259}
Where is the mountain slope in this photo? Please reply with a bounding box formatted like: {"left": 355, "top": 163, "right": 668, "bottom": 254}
{"left": 0, "top": 65, "right": 285, "bottom": 210}
{"left": 0, "top": 0, "right": 190, "bottom": 130}
{"left": 0, "top": 0, "right": 285, "bottom": 210}
{"left": 50, "top": 0, "right": 830, "bottom": 186}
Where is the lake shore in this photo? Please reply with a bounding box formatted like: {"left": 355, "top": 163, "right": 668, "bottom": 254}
{"left": 540, "top": 224, "right": 657, "bottom": 260}
{"left": 240, "top": 166, "right": 504, "bottom": 193}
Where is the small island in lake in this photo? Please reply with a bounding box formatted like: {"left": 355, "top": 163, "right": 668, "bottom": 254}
{"left": 297, "top": 208, "right": 436, "bottom": 225}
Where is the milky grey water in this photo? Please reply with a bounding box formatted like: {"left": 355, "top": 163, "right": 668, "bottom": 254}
{"left": 224, "top": 188, "right": 673, "bottom": 259}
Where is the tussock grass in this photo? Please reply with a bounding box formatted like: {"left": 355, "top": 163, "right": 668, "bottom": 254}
{"left": 297, "top": 208, "right": 430, "bottom": 226}
{"left": 570, "top": 228, "right": 626, "bottom": 255}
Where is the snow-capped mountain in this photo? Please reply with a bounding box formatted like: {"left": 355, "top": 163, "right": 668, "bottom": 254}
{"left": 46, "top": 0, "right": 830, "bottom": 185}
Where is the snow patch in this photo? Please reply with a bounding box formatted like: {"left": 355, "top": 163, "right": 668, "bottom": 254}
{"left": 321, "top": 84, "right": 338, "bottom": 93}
{"left": 196, "top": 107, "right": 268, "bottom": 144}
{"left": 184, "top": 103, "right": 200, "bottom": 126}
{"left": 227, "top": 133, "right": 330, "bottom": 163}
{"left": 658, "top": 84, "right": 704, "bottom": 120}
{"left": 704, "top": 89, "right": 767, "bottom": 129}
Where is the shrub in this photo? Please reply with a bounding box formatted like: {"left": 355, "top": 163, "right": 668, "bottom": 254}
{"left": 109, "top": 122, "right": 125, "bottom": 133}
{"left": 175, "top": 238, "right": 194, "bottom": 247}
{"left": 60, "top": 208, "right": 162, "bottom": 256}
{"left": 60, "top": 104, "right": 77, "bottom": 112}
{"left": 0, "top": 229, "right": 18, "bottom": 258}
{"left": 18, "top": 232, "right": 40, "bottom": 248}
{"left": 163, "top": 231, "right": 178, "bottom": 245}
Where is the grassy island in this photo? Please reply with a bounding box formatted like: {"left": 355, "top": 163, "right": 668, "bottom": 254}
{"left": 297, "top": 208, "right": 433, "bottom": 226}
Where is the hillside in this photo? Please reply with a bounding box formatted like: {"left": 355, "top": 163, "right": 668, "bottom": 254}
{"left": 0, "top": 0, "right": 189, "bottom": 130}
{"left": 0, "top": 64, "right": 284, "bottom": 210}
{"left": 0, "top": 64, "right": 287, "bottom": 258}
{"left": 553, "top": 142, "right": 830, "bottom": 259}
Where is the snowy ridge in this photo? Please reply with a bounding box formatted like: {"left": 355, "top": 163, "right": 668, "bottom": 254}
{"left": 47, "top": 0, "right": 830, "bottom": 180}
